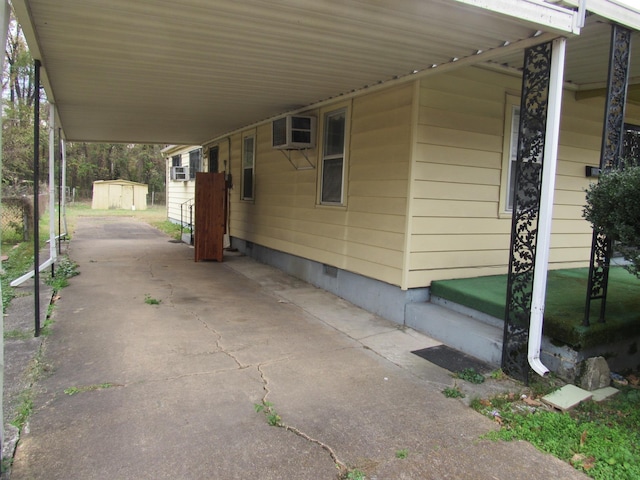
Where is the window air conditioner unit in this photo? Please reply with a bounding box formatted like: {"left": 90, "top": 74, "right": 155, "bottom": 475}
{"left": 171, "top": 166, "right": 189, "bottom": 181}
{"left": 272, "top": 115, "right": 316, "bottom": 149}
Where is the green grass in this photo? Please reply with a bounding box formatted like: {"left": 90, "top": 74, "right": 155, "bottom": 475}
{"left": 151, "top": 220, "right": 183, "bottom": 241}
{"left": 1, "top": 241, "right": 36, "bottom": 311}
{"left": 476, "top": 386, "right": 640, "bottom": 480}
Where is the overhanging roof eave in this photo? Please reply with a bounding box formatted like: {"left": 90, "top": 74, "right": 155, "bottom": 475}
{"left": 454, "top": 0, "right": 581, "bottom": 34}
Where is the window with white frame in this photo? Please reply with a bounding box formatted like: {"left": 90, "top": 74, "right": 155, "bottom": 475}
{"left": 506, "top": 105, "right": 520, "bottom": 212}
{"left": 171, "top": 155, "right": 181, "bottom": 167}
{"left": 320, "top": 108, "right": 347, "bottom": 204}
{"left": 242, "top": 134, "right": 255, "bottom": 200}
{"left": 189, "top": 148, "right": 202, "bottom": 180}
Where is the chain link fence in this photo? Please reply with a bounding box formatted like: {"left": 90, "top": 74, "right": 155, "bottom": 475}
{"left": 1, "top": 193, "right": 49, "bottom": 244}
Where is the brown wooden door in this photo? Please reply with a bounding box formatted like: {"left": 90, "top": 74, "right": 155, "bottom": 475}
{"left": 194, "top": 172, "right": 226, "bottom": 262}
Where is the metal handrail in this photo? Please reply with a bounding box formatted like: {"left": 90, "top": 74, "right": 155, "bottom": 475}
{"left": 180, "top": 198, "right": 195, "bottom": 245}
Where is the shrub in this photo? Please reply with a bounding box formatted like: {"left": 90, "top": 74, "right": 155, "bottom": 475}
{"left": 584, "top": 165, "right": 640, "bottom": 278}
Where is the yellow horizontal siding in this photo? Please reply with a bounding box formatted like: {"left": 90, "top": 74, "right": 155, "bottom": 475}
{"left": 416, "top": 143, "right": 502, "bottom": 169}
{"left": 349, "top": 179, "right": 408, "bottom": 197}
{"left": 413, "top": 162, "right": 501, "bottom": 185}
{"left": 345, "top": 227, "right": 405, "bottom": 251}
{"left": 348, "top": 196, "right": 407, "bottom": 216}
{"left": 412, "top": 234, "right": 509, "bottom": 252}
{"left": 412, "top": 250, "right": 507, "bottom": 270}
{"left": 412, "top": 217, "right": 511, "bottom": 235}
{"left": 420, "top": 87, "right": 505, "bottom": 119}
{"left": 413, "top": 181, "right": 498, "bottom": 202}
{"left": 406, "top": 66, "right": 605, "bottom": 289}
{"left": 227, "top": 83, "right": 412, "bottom": 287}
{"left": 419, "top": 106, "right": 503, "bottom": 136}
{"left": 412, "top": 198, "right": 497, "bottom": 218}
{"left": 417, "top": 125, "right": 503, "bottom": 152}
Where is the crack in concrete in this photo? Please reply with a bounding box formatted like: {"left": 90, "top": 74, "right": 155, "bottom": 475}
{"left": 189, "top": 309, "right": 249, "bottom": 370}
{"left": 256, "top": 363, "right": 348, "bottom": 475}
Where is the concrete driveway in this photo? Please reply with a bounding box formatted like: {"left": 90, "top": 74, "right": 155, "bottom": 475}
{"left": 9, "top": 216, "right": 587, "bottom": 479}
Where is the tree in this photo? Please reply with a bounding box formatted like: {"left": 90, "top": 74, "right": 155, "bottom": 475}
{"left": 583, "top": 165, "right": 640, "bottom": 278}
{"left": 2, "top": 8, "right": 166, "bottom": 199}
{"left": 2, "top": 7, "right": 49, "bottom": 189}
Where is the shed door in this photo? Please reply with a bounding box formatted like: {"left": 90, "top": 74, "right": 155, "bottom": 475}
{"left": 194, "top": 172, "right": 226, "bottom": 262}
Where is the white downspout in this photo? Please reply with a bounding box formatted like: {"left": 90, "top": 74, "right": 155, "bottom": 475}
{"left": 529, "top": 37, "right": 566, "bottom": 377}
{"left": 49, "top": 104, "right": 57, "bottom": 262}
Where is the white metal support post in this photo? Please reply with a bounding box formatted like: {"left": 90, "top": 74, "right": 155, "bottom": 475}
{"left": 61, "top": 138, "right": 68, "bottom": 238}
{"left": 48, "top": 105, "right": 57, "bottom": 264}
{"left": 10, "top": 105, "right": 58, "bottom": 287}
{"left": 0, "top": 0, "right": 13, "bottom": 456}
{"left": 528, "top": 37, "right": 567, "bottom": 377}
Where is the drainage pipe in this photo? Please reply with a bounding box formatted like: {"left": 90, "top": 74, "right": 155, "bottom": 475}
{"left": 528, "top": 37, "right": 566, "bottom": 377}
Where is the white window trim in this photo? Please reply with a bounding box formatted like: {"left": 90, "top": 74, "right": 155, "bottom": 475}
{"left": 499, "top": 95, "right": 520, "bottom": 216}
{"left": 241, "top": 132, "right": 256, "bottom": 201}
{"left": 318, "top": 102, "right": 350, "bottom": 206}
{"left": 189, "top": 148, "right": 202, "bottom": 180}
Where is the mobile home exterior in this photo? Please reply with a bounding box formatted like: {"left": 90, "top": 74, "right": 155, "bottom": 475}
{"left": 193, "top": 64, "right": 639, "bottom": 324}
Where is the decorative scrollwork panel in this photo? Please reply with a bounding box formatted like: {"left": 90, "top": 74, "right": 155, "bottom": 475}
{"left": 502, "top": 42, "right": 552, "bottom": 384}
{"left": 585, "top": 24, "right": 632, "bottom": 325}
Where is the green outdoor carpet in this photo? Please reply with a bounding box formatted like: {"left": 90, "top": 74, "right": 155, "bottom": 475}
{"left": 431, "top": 267, "right": 640, "bottom": 349}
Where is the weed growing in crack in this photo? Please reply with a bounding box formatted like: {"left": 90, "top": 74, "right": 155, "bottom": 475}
{"left": 45, "top": 256, "right": 79, "bottom": 291}
{"left": 342, "top": 468, "right": 366, "bottom": 480}
{"left": 443, "top": 384, "right": 465, "bottom": 398}
{"left": 254, "top": 400, "right": 282, "bottom": 426}
{"left": 453, "top": 368, "right": 485, "bottom": 384}
{"left": 64, "top": 383, "right": 115, "bottom": 396}
{"left": 144, "top": 294, "right": 161, "bottom": 305}
{"left": 395, "top": 448, "right": 409, "bottom": 459}
{"left": 11, "top": 348, "right": 49, "bottom": 430}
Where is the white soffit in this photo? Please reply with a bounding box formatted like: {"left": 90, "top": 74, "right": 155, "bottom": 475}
{"left": 562, "top": 0, "right": 640, "bottom": 30}
{"left": 454, "top": 0, "right": 580, "bottom": 33}
{"left": 486, "top": 16, "right": 640, "bottom": 90}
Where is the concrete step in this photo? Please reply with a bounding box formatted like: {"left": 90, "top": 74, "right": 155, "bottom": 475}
{"left": 406, "top": 302, "right": 503, "bottom": 366}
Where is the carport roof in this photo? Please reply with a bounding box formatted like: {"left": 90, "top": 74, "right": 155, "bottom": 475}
{"left": 11, "top": 0, "right": 640, "bottom": 146}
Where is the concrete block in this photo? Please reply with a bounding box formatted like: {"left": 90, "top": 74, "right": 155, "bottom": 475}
{"left": 542, "top": 385, "right": 592, "bottom": 411}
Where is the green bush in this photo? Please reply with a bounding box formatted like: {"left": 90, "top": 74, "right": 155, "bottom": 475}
{"left": 584, "top": 166, "right": 640, "bottom": 278}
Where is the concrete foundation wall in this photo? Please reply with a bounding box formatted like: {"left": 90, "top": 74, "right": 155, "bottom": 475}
{"left": 232, "top": 237, "right": 428, "bottom": 325}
